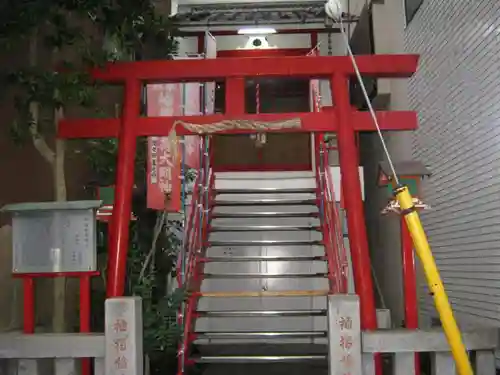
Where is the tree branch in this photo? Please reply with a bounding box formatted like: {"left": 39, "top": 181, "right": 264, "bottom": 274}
{"left": 28, "top": 101, "right": 55, "bottom": 165}
{"left": 28, "top": 30, "right": 55, "bottom": 166}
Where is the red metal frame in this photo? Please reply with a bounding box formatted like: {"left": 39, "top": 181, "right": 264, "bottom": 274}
{"left": 80, "top": 275, "right": 92, "bottom": 375}
{"left": 57, "top": 55, "right": 419, "bottom": 374}
{"left": 106, "top": 79, "right": 141, "bottom": 297}
{"left": 402, "top": 219, "right": 421, "bottom": 375}
{"left": 331, "top": 73, "right": 377, "bottom": 330}
{"left": 83, "top": 55, "right": 418, "bottom": 82}
{"left": 59, "top": 110, "right": 416, "bottom": 139}
{"left": 314, "top": 134, "right": 348, "bottom": 293}
{"left": 16, "top": 272, "right": 98, "bottom": 375}
{"left": 177, "top": 138, "right": 215, "bottom": 371}
{"left": 22, "top": 278, "right": 35, "bottom": 334}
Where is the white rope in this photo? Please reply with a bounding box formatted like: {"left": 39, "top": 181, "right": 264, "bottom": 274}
{"left": 166, "top": 118, "right": 302, "bottom": 163}
{"left": 325, "top": 0, "right": 400, "bottom": 185}
{"left": 175, "top": 118, "right": 301, "bottom": 134}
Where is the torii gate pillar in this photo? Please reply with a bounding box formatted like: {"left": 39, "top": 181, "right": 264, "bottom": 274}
{"left": 332, "top": 73, "right": 377, "bottom": 330}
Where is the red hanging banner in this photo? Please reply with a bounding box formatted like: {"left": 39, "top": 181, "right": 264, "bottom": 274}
{"left": 146, "top": 40, "right": 217, "bottom": 210}
{"left": 146, "top": 84, "right": 182, "bottom": 211}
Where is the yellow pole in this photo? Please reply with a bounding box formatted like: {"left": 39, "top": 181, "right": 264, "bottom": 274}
{"left": 394, "top": 185, "right": 473, "bottom": 375}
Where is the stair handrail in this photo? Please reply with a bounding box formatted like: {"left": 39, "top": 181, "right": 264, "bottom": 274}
{"left": 177, "top": 138, "right": 203, "bottom": 286}
{"left": 322, "top": 138, "right": 349, "bottom": 292}
{"left": 315, "top": 135, "right": 348, "bottom": 293}
{"left": 315, "top": 138, "right": 339, "bottom": 292}
{"left": 177, "top": 136, "right": 213, "bottom": 375}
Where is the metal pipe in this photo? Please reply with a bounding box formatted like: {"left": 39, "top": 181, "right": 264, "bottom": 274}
{"left": 330, "top": 73, "right": 377, "bottom": 329}
{"left": 79, "top": 275, "right": 91, "bottom": 375}
{"left": 395, "top": 185, "right": 473, "bottom": 375}
{"left": 332, "top": 73, "right": 381, "bottom": 375}
{"left": 178, "top": 131, "right": 188, "bottom": 375}
{"left": 180, "top": 137, "right": 206, "bottom": 375}
{"left": 23, "top": 278, "right": 35, "bottom": 334}
{"left": 317, "top": 135, "right": 337, "bottom": 293}
{"left": 106, "top": 79, "right": 141, "bottom": 297}
{"left": 401, "top": 218, "right": 420, "bottom": 375}
{"left": 322, "top": 140, "right": 348, "bottom": 292}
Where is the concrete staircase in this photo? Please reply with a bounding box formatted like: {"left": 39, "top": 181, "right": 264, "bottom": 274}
{"left": 188, "top": 171, "right": 330, "bottom": 373}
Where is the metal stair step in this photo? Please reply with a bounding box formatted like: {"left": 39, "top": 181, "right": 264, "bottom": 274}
{"left": 208, "top": 240, "right": 323, "bottom": 247}
{"left": 212, "top": 212, "right": 319, "bottom": 219}
{"left": 215, "top": 188, "right": 316, "bottom": 195}
{"left": 195, "top": 331, "right": 327, "bottom": 339}
{"left": 214, "top": 198, "right": 317, "bottom": 206}
{"left": 202, "top": 272, "right": 327, "bottom": 279}
{"left": 210, "top": 224, "right": 320, "bottom": 232}
{"left": 196, "top": 310, "right": 326, "bottom": 317}
{"left": 199, "top": 255, "right": 325, "bottom": 263}
{"left": 191, "top": 355, "right": 327, "bottom": 363}
{"left": 195, "top": 290, "right": 329, "bottom": 298}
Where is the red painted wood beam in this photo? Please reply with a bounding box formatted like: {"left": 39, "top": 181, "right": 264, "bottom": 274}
{"left": 91, "top": 54, "right": 419, "bottom": 83}
{"left": 58, "top": 111, "right": 417, "bottom": 139}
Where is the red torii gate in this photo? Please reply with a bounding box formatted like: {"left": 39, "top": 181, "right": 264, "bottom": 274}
{"left": 58, "top": 54, "right": 419, "bottom": 335}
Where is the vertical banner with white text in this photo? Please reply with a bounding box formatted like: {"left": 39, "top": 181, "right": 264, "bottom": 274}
{"left": 146, "top": 38, "right": 217, "bottom": 211}
{"left": 146, "top": 83, "right": 183, "bottom": 211}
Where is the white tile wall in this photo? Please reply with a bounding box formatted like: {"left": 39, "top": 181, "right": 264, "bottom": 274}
{"left": 405, "top": 0, "right": 500, "bottom": 327}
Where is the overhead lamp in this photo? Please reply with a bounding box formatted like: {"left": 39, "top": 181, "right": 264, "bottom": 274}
{"left": 237, "top": 27, "right": 277, "bottom": 35}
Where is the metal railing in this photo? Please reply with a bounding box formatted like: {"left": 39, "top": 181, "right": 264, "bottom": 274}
{"left": 177, "top": 135, "right": 214, "bottom": 374}
{"left": 315, "top": 135, "right": 349, "bottom": 293}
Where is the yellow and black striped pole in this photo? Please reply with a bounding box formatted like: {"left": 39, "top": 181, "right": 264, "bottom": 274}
{"left": 394, "top": 185, "right": 473, "bottom": 375}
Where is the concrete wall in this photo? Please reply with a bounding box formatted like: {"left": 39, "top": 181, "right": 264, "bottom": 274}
{"left": 356, "top": 0, "right": 418, "bottom": 327}
{"left": 405, "top": 0, "right": 500, "bottom": 329}
{"left": 359, "top": 0, "right": 500, "bottom": 332}
{"left": 357, "top": 0, "right": 500, "bottom": 331}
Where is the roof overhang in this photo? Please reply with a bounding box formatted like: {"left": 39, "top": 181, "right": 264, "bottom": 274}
{"left": 171, "top": 1, "right": 358, "bottom": 30}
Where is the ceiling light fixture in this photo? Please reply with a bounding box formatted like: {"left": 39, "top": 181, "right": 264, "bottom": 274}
{"left": 237, "top": 27, "right": 277, "bottom": 35}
